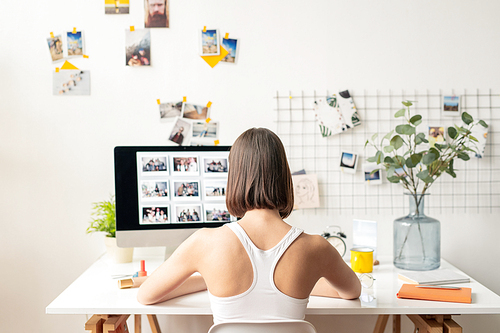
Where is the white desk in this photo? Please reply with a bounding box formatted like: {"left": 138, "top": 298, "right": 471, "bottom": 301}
{"left": 46, "top": 255, "right": 500, "bottom": 332}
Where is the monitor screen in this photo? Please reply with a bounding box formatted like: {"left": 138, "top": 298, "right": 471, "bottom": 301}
{"left": 114, "top": 145, "right": 233, "bottom": 248}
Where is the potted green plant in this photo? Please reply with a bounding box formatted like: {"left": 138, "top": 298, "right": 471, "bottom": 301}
{"left": 365, "top": 101, "right": 488, "bottom": 270}
{"left": 87, "top": 195, "right": 133, "bottom": 263}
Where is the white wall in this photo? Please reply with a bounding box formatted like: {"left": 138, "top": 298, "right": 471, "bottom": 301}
{"left": 1, "top": 0, "right": 499, "bottom": 332}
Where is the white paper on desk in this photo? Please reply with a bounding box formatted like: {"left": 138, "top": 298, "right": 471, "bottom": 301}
{"left": 398, "top": 269, "right": 470, "bottom": 285}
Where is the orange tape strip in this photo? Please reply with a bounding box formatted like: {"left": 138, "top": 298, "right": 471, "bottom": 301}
{"left": 203, "top": 26, "right": 206, "bottom": 32}
{"left": 224, "top": 33, "right": 229, "bottom": 39}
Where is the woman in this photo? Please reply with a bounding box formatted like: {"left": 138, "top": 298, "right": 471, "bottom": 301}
{"left": 137, "top": 128, "right": 361, "bottom": 323}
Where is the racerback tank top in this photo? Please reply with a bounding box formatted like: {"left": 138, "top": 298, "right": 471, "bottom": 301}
{"left": 208, "top": 222, "right": 309, "bottom": 324}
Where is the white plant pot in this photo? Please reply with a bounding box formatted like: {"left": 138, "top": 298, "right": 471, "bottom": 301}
{"left": 104, "top": 237, "right": 134, "bottom": 263}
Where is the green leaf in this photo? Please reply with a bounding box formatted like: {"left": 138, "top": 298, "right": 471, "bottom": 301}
{"left": 387, "top": 166, "right": 396, "bottom": 176}
{"left": 409, "top": 115, "right": 422, "bottom": 126}
{"left": 383, "top": 145, "right": 394, "bottom": 153}
{"left": 457, "top": 152, "right": 470, "bottom": 161}
{"left": 415, "top": 132, "right": 428, "bottom": 145}
{"left": 461, "top": 112, "right": 474, "bottom": 125}
{"left": 387, "top": 176, "right": 401, "bottom": 183}
{"left": 446, "top": 168, "right": 457, "bottom": 178}
{"left": 376, "top": 151, "right": 384, "bottom": 164}
{"left": 422, "top": 152, "right": 437, "bottom": 165}
{"left": 394, "top": 155, "right": 406, "bottom": 166}
{"left": 402, "top": 101, "right": 413, "bottom": 107}
{"left": 478, "top": 120, "right": 488, "bottom": 128}
{"left": 366, "top": 156, "right": 377, "bottom": 163}
{"left": 416, "top": 170, "right": 429, "bottom": 180}
{"left": 434, "top": 143, "right": 448, "bottom": 151}
{"left": 429, "top": 147, "right": 440, "bottom": 158}
{"left": 395, "top": 124, "right": 416, "bottom": 135}
{"left": 390, "top": 135, "right": 404, "bottom": 150}
{"left": 383, "top": 130, "right": 394, "bottom": 141}
{"left": 417, "top": 170, "right": 434, "bottom": 183}
{"left": 469, "top": 135, "right": 478, "bottom": 142}
{"left": 384, "top": 156, "right": 395, "bottom": 164}
{"left": 405, "top": 153, "right": 422, "bottom": 168}
{"left": 394, "top": 108, "right": 406, "bottom": 118}
{"left": 371, "top": 133, "right": 378, "bottom": 141}
{"left": 448, "top": 126, "right": 458, "bottom": 139}
{"left": 364, "top": 139, "right": 369, "bottom": 148}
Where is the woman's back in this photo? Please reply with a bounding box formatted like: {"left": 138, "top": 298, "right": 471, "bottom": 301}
{"left": 197, "top": 217, "right": 326, "bottom": 301}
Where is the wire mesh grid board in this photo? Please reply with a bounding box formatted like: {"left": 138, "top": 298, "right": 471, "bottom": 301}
{"left": 274, "top": 90, "right": 500, "bottom": 215}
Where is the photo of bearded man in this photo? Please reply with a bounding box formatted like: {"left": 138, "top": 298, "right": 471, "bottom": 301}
{"left": 144, "top": 0, "right": 169, "bottom": 28}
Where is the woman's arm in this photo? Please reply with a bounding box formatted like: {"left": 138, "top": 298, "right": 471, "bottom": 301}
{"left": 137, "top": 229, "right": 208, "bottom": 305}
{"left": 313, "top": 237, "right": 361, "bottom": 300}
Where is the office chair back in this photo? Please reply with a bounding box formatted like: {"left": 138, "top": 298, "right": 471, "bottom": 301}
{"left": 208, "top": 320, "right": 317, "bottom": 333}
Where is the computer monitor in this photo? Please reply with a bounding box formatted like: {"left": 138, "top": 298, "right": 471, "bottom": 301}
{"left": 114, "top": 146, "right": 233, "bottom": 250}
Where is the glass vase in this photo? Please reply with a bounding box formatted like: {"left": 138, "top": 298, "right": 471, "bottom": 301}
{"left": 393, "top": 194, "right": 440, "bottom": 270}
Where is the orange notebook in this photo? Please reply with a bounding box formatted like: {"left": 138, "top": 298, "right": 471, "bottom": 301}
{"left": 397, "top": 284, "right": 472, "bottom": 304}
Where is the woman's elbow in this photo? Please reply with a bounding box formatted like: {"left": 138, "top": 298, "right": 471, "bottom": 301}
{"left": 137, "top": 288, "right": 158, "bottom": 305}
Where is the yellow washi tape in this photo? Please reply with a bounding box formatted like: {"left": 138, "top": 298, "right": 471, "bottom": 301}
{"left": 224, "top": 33, "right": 229, "bottom": 39}
{"left": 157, "top": 99, "right": 161, "bottom": 104}
{"left": 206, "top": 118, "right": 211, "bottom": 123}
{"left": 83, "top": 55, "right": 89, "bottom": 58}
{"left": 55, "top": 68, "right": 60, "bottom": 72}
{"left": 203, "top": 26, "right": 206, "bottom": 32}
{"left": 183, "top": 96, "right": 187, "bottom": 102}
{"left": 130, "top": 26, "right": 135, "bottom": 31}
{"left": 50, "top": 32, "right": 54, "bottom": 38}
{"left": 206, "top": 101, "right": 212, "bottom": 108}
{"left": 214, "top": 140, "right": 220, "bottom": 146}
{"left": 72, "top": 27, "right": 77, "bottom": 34}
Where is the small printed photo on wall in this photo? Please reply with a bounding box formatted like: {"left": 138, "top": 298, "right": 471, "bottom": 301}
{"left": 47, "top": 35, "right": 64, "bottom": 62}
{"left": 66, "top": 31, "right": 84, "bottom": 57}
{"left": 53, "top": 70, "right": 90, "bottom": 96}
{"left": 442, "top": 95, "right": 461, "bottom": 117}
{"left": 125, "top": 29, "right": 151, "bottom": 66}
{"left": 168, "top": 117, "right": 192, "bottom": 146}
{"left": 105, "top": 0, "right": 130, "bottom": 14}
{"left": 159, "top": 102, "right": 183, "bottom": 120}
{"left": 199, "top": 28, "right": 220, "bottom": 56}
{"left": 144, "top": 0, "right": 169, "bottom": 28}
{"left": 339, "top": 151, "right": 358, "bottom": 174}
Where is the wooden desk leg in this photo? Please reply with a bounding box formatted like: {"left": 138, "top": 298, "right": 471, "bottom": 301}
{"left": 135, "top": 314, "right": 142, "bottom": 333}
{"left": 85, "top": 315, "right": 105, "bottom": 333}
{"left": 393, "top": 314, "right": 401, "bottom": 333}
{"left": 103, "top": 315, "right": 130, "bottom": 333}
{"left": 443, "top": 319, "right": 462, "bottom": 333}
{"left": 407, "top": 315, "right": 443, "bottom": 333}
{"left": 147, "top": 314, "right": 162, "bottom": 333}
{"left": 373, "top": 315, "right": 390, "bottom": 333}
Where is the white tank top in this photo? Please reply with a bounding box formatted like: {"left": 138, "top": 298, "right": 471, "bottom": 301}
{"left": 208, "top": 222, "right": 309, "bottom": 324}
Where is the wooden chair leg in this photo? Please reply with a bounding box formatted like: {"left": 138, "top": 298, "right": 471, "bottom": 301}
{"left": 373, "top": 314, "right": 390, "bottom": 333}
{"left": 393, "top": 314, "right": 401, "bottom": 333}
{"left": 147, "top": 314, "right": 162, "bottom": 333}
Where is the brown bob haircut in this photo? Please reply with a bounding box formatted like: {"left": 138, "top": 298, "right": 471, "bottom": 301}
{"left": 226, "top": 128, "right": 294, "bottom": 218}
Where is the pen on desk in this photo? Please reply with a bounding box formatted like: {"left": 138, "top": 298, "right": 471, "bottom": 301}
{"left": 415, "top": 285, "right": 462, "bottom": 290}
